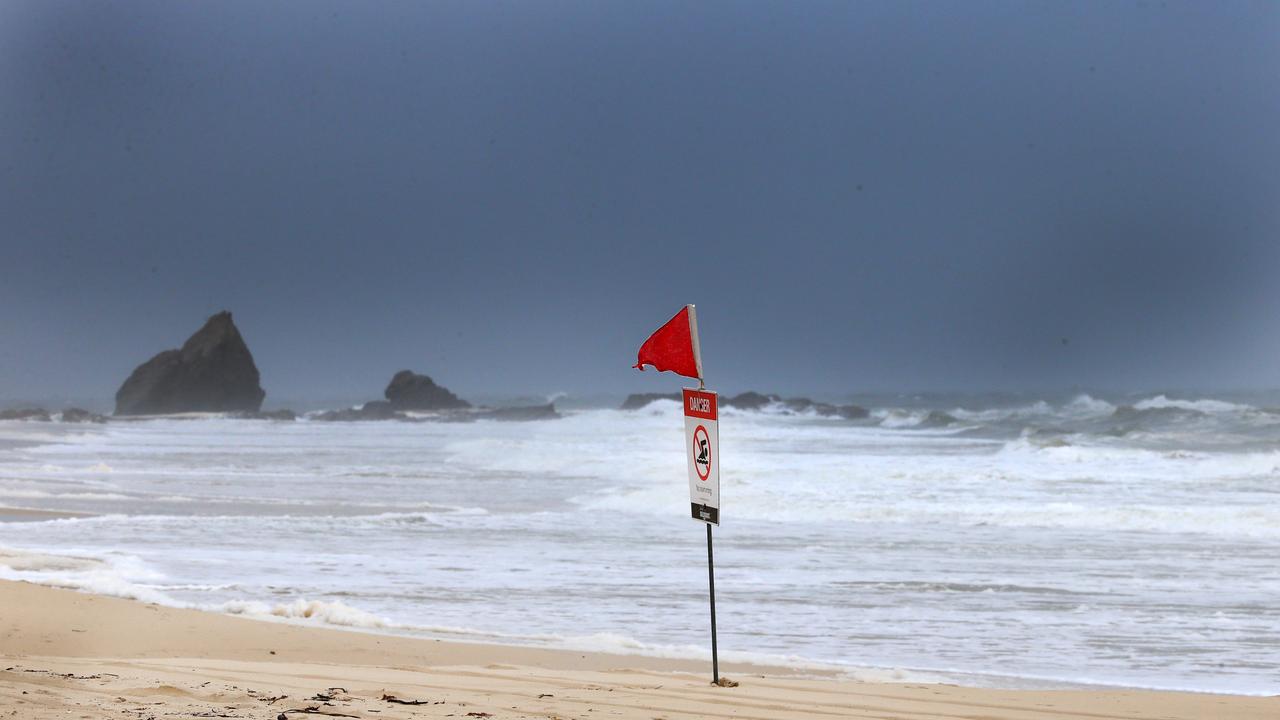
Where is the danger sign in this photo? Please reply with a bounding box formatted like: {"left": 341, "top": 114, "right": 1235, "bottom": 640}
{"left": 684, "top": 388, "right": 720, "bottom": 525}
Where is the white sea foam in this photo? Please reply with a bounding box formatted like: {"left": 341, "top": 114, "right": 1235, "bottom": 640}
{"left": 220, "top": 598, "right": 390, "bottom": 628}
{"left": 0, "top": 546, "right": 103, "bottom": 572}
{"left": 578, "top": 487, "right": 1280, "bottom": 537}
{"left": 950, "top": 401, "right": 1054, "bottom": 423}
{"left": 1064, "top": 393, "right": 1116, "bottom": 415}
{"left": 874, "top": 408, "right": 929, "bottom": 428}
{"left": 0, "top": 547, "right": 175, "bottom": 605}
{"left": 0, "top": 544, "right": 394, "bottom": 631}
{"left": 547, "top": 632, "right": 943, "bottom": 681}
{"left": 1132, "top": 395, "right": 1253, "bottom": 413}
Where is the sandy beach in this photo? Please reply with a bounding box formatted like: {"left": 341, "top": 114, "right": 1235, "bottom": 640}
{"left": 0, "top": 580, "right": 1272, "bottom": 720}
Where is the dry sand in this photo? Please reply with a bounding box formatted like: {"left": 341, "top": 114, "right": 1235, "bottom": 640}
{"left": 0, "top": 580, "right": 1273, "bottom": 719}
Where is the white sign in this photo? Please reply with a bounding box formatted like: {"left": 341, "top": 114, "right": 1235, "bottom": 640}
{"left": 683, "top": 387, "right": 720, "bottom": 525}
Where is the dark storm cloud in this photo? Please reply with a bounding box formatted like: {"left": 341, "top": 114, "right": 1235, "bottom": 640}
{"left": 2, "top": 1, "right": 1277, "bottom": 404}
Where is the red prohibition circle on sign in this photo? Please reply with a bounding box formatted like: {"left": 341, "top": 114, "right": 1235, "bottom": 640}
{"left": 692, "top": 424, "right": 712, "bottom": 481}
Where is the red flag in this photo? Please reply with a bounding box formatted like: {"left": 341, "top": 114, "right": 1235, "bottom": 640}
{"left": 634, "top": 305, "right": 703, "bottom": 379}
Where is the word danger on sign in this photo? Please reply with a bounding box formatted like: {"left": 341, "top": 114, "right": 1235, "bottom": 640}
{"left": 683, "top": 388, "right": 720, "bottom": 525}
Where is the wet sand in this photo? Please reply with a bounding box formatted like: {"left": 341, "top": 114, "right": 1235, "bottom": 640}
{"left": 1, "top": 580, "right": 1274, "bottom": 719}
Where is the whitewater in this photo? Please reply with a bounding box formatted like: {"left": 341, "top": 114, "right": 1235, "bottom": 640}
{"left": 0, "top": 392, "right": 1276, "bottom": 695}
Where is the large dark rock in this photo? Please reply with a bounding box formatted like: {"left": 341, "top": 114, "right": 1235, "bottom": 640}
{"left": 384, "top": 370, "right": 470, "bottom": 411}
{"left": 620, "top": 393, "right": 682, "bottom": 410}
{"left": 114, "top": 312, "right": 266, "bottom": 416}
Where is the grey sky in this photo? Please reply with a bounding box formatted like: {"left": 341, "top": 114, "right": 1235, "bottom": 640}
{"left": 2, "top": 1, "right": 1277, "bottom": 405}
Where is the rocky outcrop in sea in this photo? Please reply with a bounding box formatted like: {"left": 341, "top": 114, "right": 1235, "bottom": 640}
{"left": 384, "top": 370, "right": 470, "bottom": 411}
{"left": 314, "top": 371, "right": 557, "bottom": 422}
{"left": 115, "top": 312, "right": 266, "bottom": 416}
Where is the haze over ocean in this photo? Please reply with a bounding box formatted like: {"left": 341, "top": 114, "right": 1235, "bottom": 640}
{"left": 2, "top": 1, "right": 1278, "bottom": 404}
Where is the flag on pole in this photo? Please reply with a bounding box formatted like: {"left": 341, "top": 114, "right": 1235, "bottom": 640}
{"left": 633, "top": 305, "right": 703, "bottom": 380}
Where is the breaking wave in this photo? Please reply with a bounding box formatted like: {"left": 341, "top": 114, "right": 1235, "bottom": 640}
{"left": 1132, "top": 395, "right": 1253, "bottom": 413}
{"left": 220, "top": 598, "right": 390, "bottom": 628}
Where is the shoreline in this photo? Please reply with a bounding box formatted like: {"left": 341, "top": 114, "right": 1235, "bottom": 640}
{"left": 2, "top": 565, "right": 1260, "bottom": 697}
{"left": 0, "top": 533, "right": 1275, "bottom": 698}
{"left": 0, "top": 542, "right": 1246, "bottom": 696}
{"left": 0, "top": 506, "right": 94, "bottom": 522}
{"left": 1, "top": 580, "right": 1274, "bottom": 719}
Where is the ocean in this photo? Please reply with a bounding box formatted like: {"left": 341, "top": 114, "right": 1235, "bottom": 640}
{"left": 0, "top": 392, "right": 1276, "bottom": 695}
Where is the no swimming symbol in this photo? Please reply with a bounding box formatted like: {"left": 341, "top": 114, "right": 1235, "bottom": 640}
{"left": 692, "top": 424, "right": 711, "bottom": 481}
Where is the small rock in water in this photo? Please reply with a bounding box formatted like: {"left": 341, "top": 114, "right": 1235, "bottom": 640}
{"left": 723, "top": 391, "right": 777, "bottom": 410}
{"left": 384, "top": 370, "right": 470, "bottom": 411}
{"left": 59, "top": 408, "right": 107, "bottom": 423}
{"left": 0, "top": 408, "right": 52, "bottom": 422}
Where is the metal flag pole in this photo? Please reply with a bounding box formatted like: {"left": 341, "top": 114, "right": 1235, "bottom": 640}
{"left": 706, "top": 520, "right": 719, "bottom": 684}
{"left": 687, "top": 305, "right": 719, "bottom": 683}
